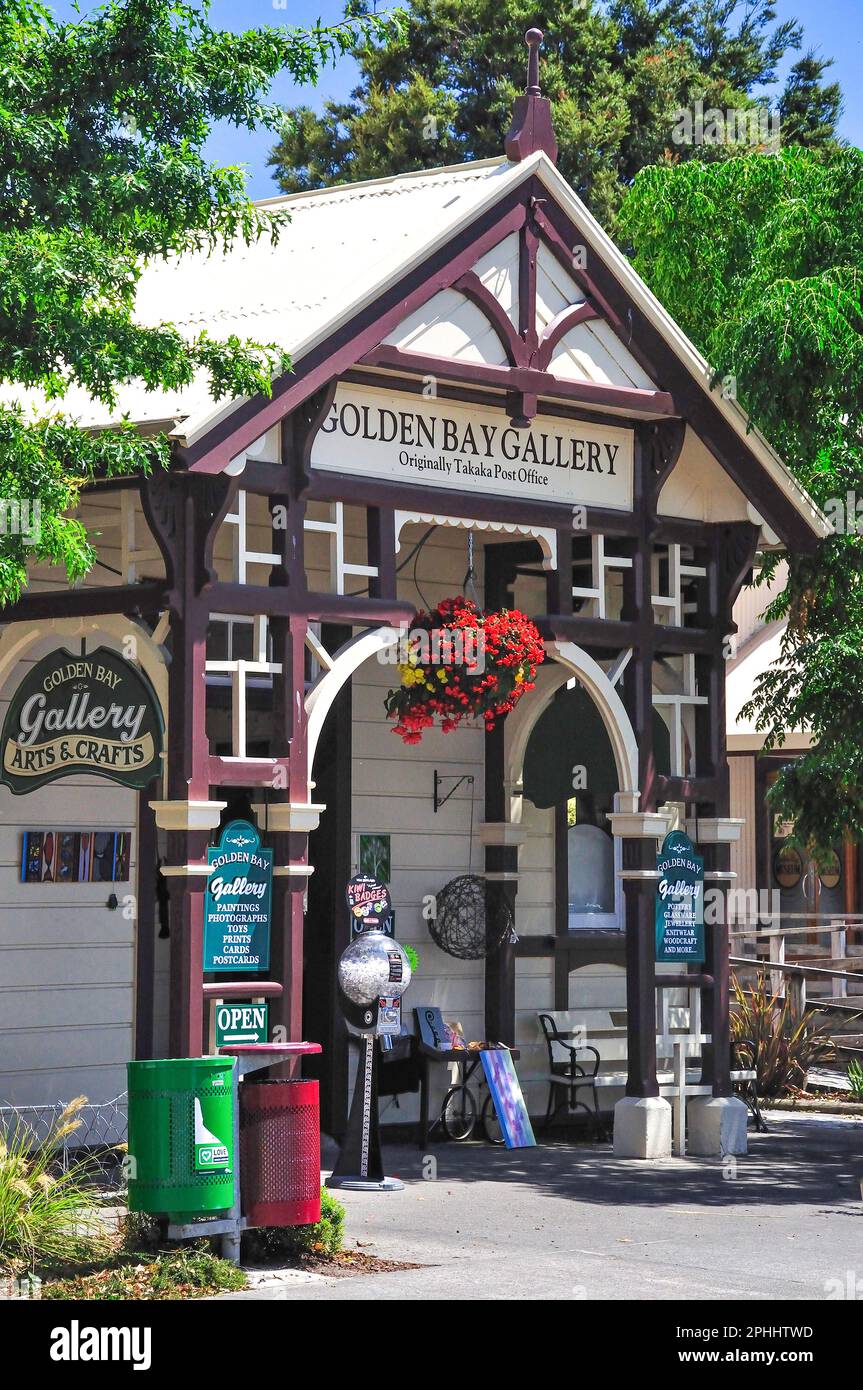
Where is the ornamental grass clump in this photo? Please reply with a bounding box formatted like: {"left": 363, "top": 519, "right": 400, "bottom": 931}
{"left": 0, "top": 1097, "right": 112, "bottom": 1273}
{"left": 385, "top": 596, "right": 544, "bottom": 744}
{"left": 730, "top": 972, "right": 836, "bottom": 1098}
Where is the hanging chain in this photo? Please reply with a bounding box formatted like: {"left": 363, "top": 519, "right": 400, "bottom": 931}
{"left": 463, "top": 530, "right": 481, "bottom": 607}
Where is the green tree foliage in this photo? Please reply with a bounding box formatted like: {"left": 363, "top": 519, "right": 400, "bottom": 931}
{"left": 0, "top": 0, "right": 401, "bottom": 602}
{"left": 269, "top": 0, "right": 840, "bottom": 230}
{"left": 619, "top": 147, "right": 863, "bottom": 848}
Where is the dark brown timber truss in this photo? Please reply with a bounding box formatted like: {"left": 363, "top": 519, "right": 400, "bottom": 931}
{"left": 3, "top": 156, "right": 801, "bottom": 1101}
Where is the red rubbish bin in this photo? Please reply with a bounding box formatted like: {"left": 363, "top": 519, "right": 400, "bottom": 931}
{"left": 239, "top": 1079, "right": 321, "bottom": 1227}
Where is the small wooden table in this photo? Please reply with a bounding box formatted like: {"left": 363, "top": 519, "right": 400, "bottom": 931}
{"left": 417, "top": 1044, "right": 521, "bottom": 1148}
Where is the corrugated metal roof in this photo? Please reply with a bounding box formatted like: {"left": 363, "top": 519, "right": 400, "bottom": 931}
{"left": 0, "top": 148, "right": 830, "bottom": 540}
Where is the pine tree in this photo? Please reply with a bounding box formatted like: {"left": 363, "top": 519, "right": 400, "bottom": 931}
{"left": 268, "top": 0, "right": 842, "bottom": 228}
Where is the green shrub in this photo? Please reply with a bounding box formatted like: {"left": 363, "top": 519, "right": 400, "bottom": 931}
{"left": 847, "top": 1059, "right": 863, "bottom": 1100}
{"left": 731, "top": 972, "right": 836, "bottom": 1098}
{"left": 119, "top": 1209, "right": 164, "bottom": 1254}
{"left": 242, "top": 1187, "right": 345, "bottom": 1263}
{"left": 0, "top": 1097, "right": 112, "bottom": 1273}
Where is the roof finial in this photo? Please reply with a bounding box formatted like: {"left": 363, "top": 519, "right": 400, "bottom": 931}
{"left": 504, "top": 28, "right": 558, "bottom": 165}
{"left": 525, "top": 27, "right": 543, "bottom": 96}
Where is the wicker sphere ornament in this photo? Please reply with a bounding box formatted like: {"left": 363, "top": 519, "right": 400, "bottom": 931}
{"left": 337, "top": 930, "right": 412, "bottom": 1006}
{"left": 429, "top": 874, "right": 514, "bottom": 961}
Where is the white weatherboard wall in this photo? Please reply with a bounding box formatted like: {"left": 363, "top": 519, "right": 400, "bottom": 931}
{"left": 350, "top": 523, "right": 488, "bottom": 1126}
{"left": 342, "top": 520, "right": 562, "bottom": 1125}
{"left": 0, "top": 489, "right": 162, "bottom": 1114}
{"left": 0, "top": 636, "right": 139, "bottom": 1109}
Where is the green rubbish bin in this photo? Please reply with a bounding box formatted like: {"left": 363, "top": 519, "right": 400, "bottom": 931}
{"left": 127, "top": 1057, "right": 236, "bottom": 1223}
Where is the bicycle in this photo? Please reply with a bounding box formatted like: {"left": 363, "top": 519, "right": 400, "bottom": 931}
{"left": 437, "top": 1051, "right": 506, "bottom": 1144}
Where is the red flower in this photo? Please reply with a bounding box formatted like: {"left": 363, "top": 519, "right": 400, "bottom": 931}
{"left": 384, "top": 596, "right": 544, "bottom": 744}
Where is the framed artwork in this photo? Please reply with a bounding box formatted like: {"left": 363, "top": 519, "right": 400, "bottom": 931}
{"left": 415, "top": 1005, "right": 448, "bottom": 1050}
{"left": 20, "top": 830, "right": 131, "bottom": 884}
{"left": 358, "top": 833, "right": 391, "bottom": 883}
{"left": 480, "top": 1049, "right": 536, "bottom": 1149}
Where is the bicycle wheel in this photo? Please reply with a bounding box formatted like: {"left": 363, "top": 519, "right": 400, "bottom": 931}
{"left": 441, "top": 1084, "right": 477, "bottom": 1141}
{"left": 481, "top": 1093, "right": 505, "bottom": 1145}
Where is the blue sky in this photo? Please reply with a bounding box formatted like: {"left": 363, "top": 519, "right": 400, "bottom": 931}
{"left": 51, "top": 0, "right": 863, "bottom": 198}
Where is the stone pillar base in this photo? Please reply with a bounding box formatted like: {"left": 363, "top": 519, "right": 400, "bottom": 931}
{"left": 613, "top": 1095, "right": 672, "bottom": 1159}
{"left": 687, "top": 1096, "right": 748, "bottom": 1156}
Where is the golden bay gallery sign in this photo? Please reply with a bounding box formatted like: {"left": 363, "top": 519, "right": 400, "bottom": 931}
{"left": 312, "top": 385, "right": 634, "bottom": 510}
{"left": 0, "top": 646, "right": 164, "bottom": 794}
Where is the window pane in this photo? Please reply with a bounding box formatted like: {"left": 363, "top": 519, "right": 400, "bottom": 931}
{"left": 568, "top": 823, "right": 614, "bottom": 917}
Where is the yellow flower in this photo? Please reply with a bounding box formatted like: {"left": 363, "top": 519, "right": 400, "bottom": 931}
{"left": 514, "top": 670, "right": 525, "bottom": 684}
{"left": 437, "top": 669, "right": 448, "bottom": 681}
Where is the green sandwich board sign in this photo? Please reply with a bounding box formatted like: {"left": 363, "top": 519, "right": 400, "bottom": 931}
{"left": 203, "top": 820, "right": 272, "bottom": 972}
{"left": 214, "top": 1001, "right": 269, "bottom": 1047}
{"left": 655, "top": 829, "right": 705, "bottom": 963}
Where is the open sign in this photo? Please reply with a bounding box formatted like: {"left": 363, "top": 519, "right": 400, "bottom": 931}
{"left": 214, "top": 1002, "right": 268, "bottom": 1046}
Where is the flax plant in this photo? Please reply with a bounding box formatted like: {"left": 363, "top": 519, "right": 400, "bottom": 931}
{"left": 730, "top": 972, "right": 836, "bottom": 1098}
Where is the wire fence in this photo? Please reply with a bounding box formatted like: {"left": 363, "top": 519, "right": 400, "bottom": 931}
{"left": 0, "top": 1092, "right": 128, "bottom": 1189}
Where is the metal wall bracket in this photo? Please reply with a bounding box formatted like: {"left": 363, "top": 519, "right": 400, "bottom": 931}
{"left": 433, "top": 770, "right": 475, "bottom": 813}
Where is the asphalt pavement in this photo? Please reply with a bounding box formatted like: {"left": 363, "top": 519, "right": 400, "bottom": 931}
{"left": 220, "top": 1112, "right": 863, "bottom": 1301}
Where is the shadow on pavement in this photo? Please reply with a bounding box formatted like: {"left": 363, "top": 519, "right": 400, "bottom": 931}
{"left": 377, "top": 1114, "right": 863, "bottom": 1212}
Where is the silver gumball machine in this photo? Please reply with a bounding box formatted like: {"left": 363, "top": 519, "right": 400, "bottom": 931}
{"left": 327, "top": 876, "right": 412, "bottom": 1192}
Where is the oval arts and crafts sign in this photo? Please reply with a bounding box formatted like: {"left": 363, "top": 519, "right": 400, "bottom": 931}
{"left": 0, "top": 646, "right": 164, "bottom": 794}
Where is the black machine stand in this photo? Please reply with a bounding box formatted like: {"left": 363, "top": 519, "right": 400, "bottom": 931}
{"left": 326, "top": 996, "right": 404, "bottom": 1192}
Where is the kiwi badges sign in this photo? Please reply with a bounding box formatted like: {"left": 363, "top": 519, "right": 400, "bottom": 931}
{"left": 204, "top": 821, "right": 273, "bottom": 972}
{"left": 346, "top": 873, "right": 393, "bottom": 938}
{"left": 0, "top": 646, "right": 163, "bottom": 794}
{"left": 655, "top": 830, "right": 705, "bottom": 963}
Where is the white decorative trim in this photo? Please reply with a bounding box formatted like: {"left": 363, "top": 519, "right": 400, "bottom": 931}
{"left": 483, "top": 871, "right": 520, "bottom": 882}
{"left": 151, "top": 800, "right": 227, "bottom": 832}
{"left": 251, "top": 802, "right": 326, "bottom": 834}
{"left": 394, "top": 510, "right": 557, "bottom": 571}
{"left": 687, "top": 818, "right": 745, "bottom": 844}
{"left": 305, "top": 499, "right": 379, "bottom": 594}
{"left": 571, "top": 534, "right": 632, "bottom": 618}
{"left": 159, "top": 863, "right": 216, "bottom": 878}
{"left": 505, "top": 640, "right": 639, "bottom": 805}
{"left": 273, "top": 864, "right": 315, "bottom": 878}
{"left": 478, "top": 823, "right": 528, "bottom": 848}
{"left": 306, "top": 626, "right": 402, "bottom": 787}
{"left": 607, "top": 811, "right": 672, "bottom": 839}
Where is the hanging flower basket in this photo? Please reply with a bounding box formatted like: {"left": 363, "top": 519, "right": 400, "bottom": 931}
{"left": 384, "top": 596, "right": 545, "bottom": 744}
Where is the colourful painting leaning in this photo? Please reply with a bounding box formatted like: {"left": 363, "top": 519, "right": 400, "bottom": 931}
{"left": 480, "top": 1048, "right": 536, "bottom": 1149}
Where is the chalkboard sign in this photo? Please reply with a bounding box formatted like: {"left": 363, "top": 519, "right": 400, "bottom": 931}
{"left": 346, "top": 873, "right": 393, "bottom": 937}
{"left": 655, "top": 830, "right": 704, "bottom": 963}
{"left": 204, "top": 820, "right": 272, "bottom": 972}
